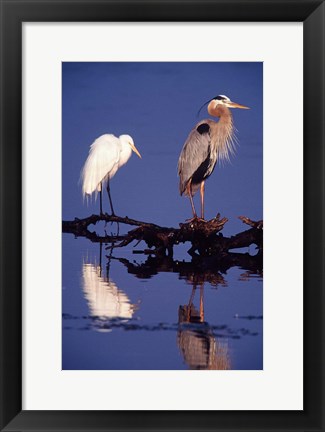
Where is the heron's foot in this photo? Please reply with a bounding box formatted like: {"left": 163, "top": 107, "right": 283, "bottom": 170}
{"left": 185, "top": 216, "right": 206, "bottom": 223}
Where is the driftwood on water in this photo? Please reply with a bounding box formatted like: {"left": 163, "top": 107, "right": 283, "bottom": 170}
{"left": 62, "top": 213, "right": 263, "bottom": 258}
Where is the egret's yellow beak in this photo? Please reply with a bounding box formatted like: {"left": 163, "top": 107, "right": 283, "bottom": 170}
{"left": 227, "top": 101, "right": 250, "bottom": 109}
{"left": 130, "top": 143, "right": 142, "bottom": 159}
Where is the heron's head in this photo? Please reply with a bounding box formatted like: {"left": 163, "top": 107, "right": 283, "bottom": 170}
{"left": 212, "top": 95, "right": 249, "bottom": 110}
{"left": 120, "top": 134, "right": 142, "bottom": 158}
{"left": 198, "top": 95, "right": 249, "bottom": 117}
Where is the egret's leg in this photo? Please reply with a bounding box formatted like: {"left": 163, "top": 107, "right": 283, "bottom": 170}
{"left": 186, "top": 181, "right": 197, "bottom": 218}
{"left": 99, "top": 183, "right": 103, "bottom": 215}
{"left": 106, "top": 246, "right": 113, "bottom": 280}
{"left": 98, "top": 241, "right": 103, "bottom": 277}
{"left": 106, "top": 180, "right": 116, "bottom": 216}
{"left": 200, "top": 181, "right": 205, "bottom": 220}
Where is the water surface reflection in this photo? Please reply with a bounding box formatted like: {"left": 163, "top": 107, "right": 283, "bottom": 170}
{"left": 62, "top": 238, "right": 262, "bottom": 369}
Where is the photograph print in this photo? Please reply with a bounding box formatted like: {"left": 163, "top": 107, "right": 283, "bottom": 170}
{"left": 62, "top": 62, "right": 263, "bottom": 370}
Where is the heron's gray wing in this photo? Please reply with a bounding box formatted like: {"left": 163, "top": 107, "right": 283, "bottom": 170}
{"left": 178, "top": 123, "right": 211, "bottom": 195}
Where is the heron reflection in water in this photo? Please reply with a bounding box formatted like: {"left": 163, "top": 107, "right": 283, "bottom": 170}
{"left": 81, "top": 243, "right": 137, "bottom": 331}
{"left": 177, "top": 282, "right": 230, "bottom": 370}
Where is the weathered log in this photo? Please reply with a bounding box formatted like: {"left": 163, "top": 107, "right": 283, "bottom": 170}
{"left": 62, "top": 213, "right": 262, "bottom": 257}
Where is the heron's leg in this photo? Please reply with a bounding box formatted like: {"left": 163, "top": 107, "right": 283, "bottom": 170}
{"left": 187, "top": 285, "right": 197, "bottom": 321}
{"left": 106, "top": 180, "right": 116, "bottom": 216}
{"left": 200, "top": 181, "right": 205, "bottom": 220}
{"left": 186, "top": 181, "right": 197, "bottom": 218}
{"left": 199, "top": 283, "right": 204, "bottom": 322}
{"left": 99, "top": 183, "right": 103, "bottom": 215}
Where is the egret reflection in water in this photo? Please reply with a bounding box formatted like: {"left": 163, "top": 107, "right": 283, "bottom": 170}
{"left": 81, "top": 250, "right": 231, "bottom": 369}
{"left": 81, "top": 244, "right": 137, "bottom": 330}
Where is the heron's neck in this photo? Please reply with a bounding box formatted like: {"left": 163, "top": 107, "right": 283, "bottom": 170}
{"left": 208, "top": 103, "right": 232, "bottom": 119}
{"left": 210, "top": 106, "right": 236, "bottom": 163}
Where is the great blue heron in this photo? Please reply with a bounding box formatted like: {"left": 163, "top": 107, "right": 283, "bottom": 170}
{"left": 177, "top": 95, "right": 249, "bottom": 220}
{"left": 81, "top": 134, "right": 141, "bottom": 215}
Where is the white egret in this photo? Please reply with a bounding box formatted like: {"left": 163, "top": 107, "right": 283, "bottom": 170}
{"left": 81, "top": 134, "right": 141, "bottom": 215}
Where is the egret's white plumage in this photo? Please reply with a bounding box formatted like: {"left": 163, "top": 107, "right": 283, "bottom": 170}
{"left": 81, "top": 133, "right": 141, "bottom": 214}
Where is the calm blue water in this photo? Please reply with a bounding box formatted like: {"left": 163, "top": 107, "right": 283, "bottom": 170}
{"left": 62, "top": 62, "right": 263, "bottom": 370}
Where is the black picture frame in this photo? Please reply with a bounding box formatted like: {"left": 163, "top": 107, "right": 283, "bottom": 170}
{"left": 0, "top": 0, "right": 324, "bottom": 431}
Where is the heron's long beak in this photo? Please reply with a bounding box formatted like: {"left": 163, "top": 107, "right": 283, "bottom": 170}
{"left": 227, "top": 101, "right": 250, "bottom": 109}
{"left": 130, "top": 143, "right": 142, "bottom": 158}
